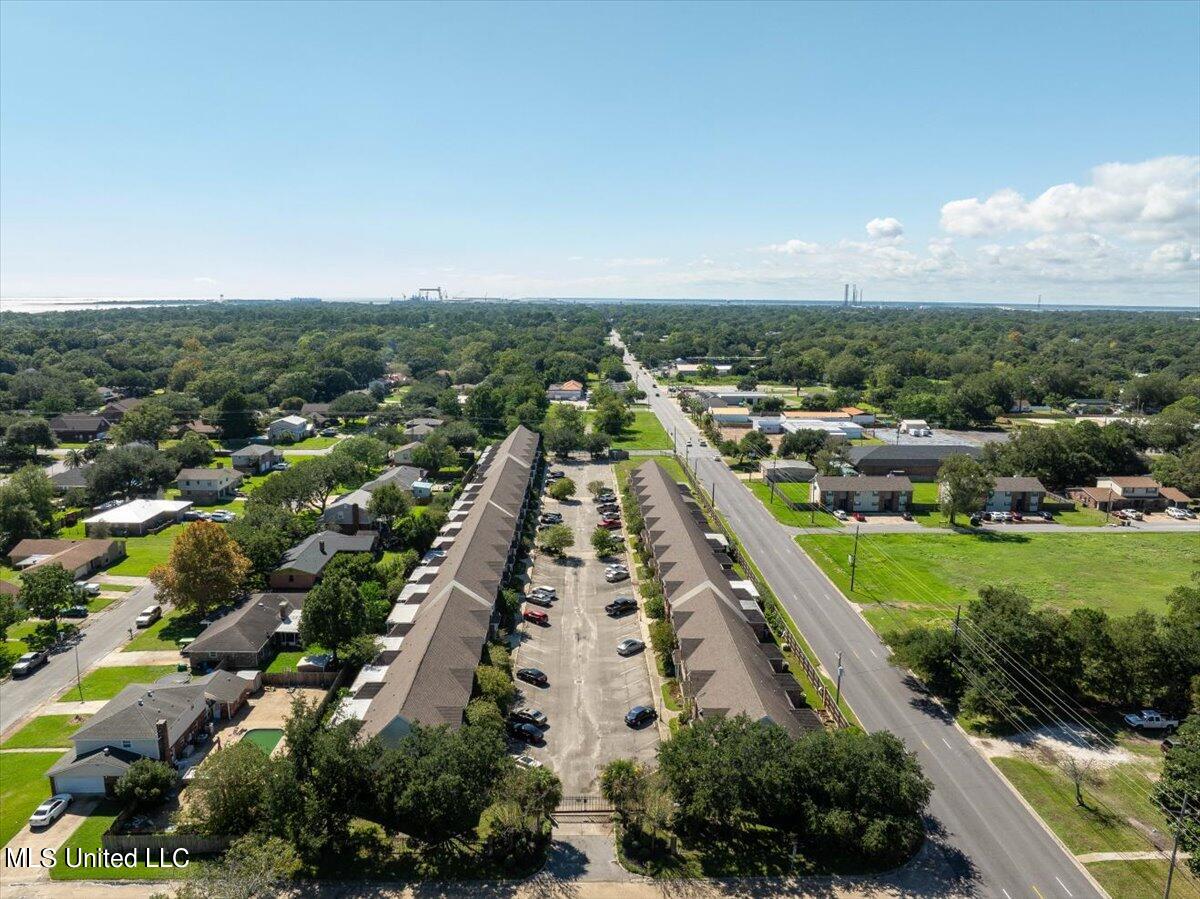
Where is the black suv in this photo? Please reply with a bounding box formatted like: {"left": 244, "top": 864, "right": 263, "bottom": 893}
{"left": 605, "top": 596, "right": 638, "bottom": 617}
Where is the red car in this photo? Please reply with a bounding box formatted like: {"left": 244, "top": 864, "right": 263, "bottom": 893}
{"left": 852, "top": 512, "right": 866, "bottom": 522}
{"left": 598, "top": 519, "right": 621, "bottom": 530}
{"left": 523, "top": 607, "right": 549, "bottom": 625}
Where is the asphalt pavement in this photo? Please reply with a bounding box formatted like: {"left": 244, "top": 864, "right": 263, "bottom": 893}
{"left": 615, "top": 333, "right": 1103, "bottom": 899}
{"left": 1, "top": 580, "right": 157, "bottom": 735}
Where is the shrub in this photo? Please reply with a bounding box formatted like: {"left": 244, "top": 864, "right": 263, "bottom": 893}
{"left": 114, "top": 759, "right": 178, "bottom": 808}
{"left": 643, "top": 594, "right": 665, "bottom": 620}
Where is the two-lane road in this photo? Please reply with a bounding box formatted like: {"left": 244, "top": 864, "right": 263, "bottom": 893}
{"left": 615, "top": 333, "right": 1101, "bottom": 898}
{"left": 1, "top": 581, "right": 157, "bottom": 735}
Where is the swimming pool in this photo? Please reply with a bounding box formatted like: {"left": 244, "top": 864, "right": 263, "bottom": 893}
{"left": 241, "top": 728, "right": 283, "bottom": 754}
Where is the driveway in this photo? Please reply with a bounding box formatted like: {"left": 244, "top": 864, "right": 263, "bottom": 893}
{"left": 512, "top": 460, "right": 660, "bottom": 793}
{"left": 1, "top": 797, "right": 98, "bottom": 881}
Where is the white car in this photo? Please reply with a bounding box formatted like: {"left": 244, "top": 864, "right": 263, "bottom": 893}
{"left": 29, "top": 794, "right": 72, "bottom": 829}
{"left": 529, "top": 585, "right": 556, "bottom": 597}
{"left": 73, "top": 581, "right": 100, "bottom": 596}
{"left": 833, "top": 509, "right": 849, "bottom": 521}
{"left": 1166, "top": 506, "right": 1192, "bottom": 520}
{"left": 1119, "top": 508, "right": 1143, "bottom": 521}
{"left": 209, "top": 510, "right": 236, "bottom": 523}
{"left": 514, "top": 754, "right": 543, "bottom": 770}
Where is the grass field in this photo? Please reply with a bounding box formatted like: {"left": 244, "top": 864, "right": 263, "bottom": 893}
{"left": 0, "top": 751, "right": 59, "bottom": 848}
{"left": 123, "top": 610, "right": 202, "bottom": 651}
{"left": 746, "top": 480, "right": 843, "bottom": 529}
{"left": 265, "top": 646, "right": 328, "bottom": 673}
{"left": 613, "top": 455, "right": 688, "bottom": 489}
{"left": 1087, "top": 859, "right": 1199, "bottom": 899}
{"left": 51, "top": 800, "right": 175, "bottom": 881}
{"left": 283, "top": 435, "right": 340, "bottom": 449}
{"left": 105, "top": 525, "right": 184, "bottom": 576}
{"left": 58, "top": 665, "right": 179, "bottom": 702}
{"left": 799, "top": 531, "right": 1198, "bottom": 632}
{"left": 588, "top": 409, "right": 672, "bottom": 450}
{"left": 1, "top": 714, "right": 92, "bottom": 749}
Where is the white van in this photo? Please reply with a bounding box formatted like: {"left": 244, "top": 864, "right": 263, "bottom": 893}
{"left": 134, "top": 605, "right": 162, "bottom": 628}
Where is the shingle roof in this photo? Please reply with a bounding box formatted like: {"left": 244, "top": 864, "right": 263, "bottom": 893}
{"left": 176, "top": 467, "right": 241, "bottom": 483}
{"left": 992, "top": 476, "right": 1046, "bottom": 493}
{"left": 48, "top": 745, "right": 141, "bottom": 778}
{"left": 814, "top": 475, "right": 914, "bottom": 492}
{"left": 50, "top": 465, "right": 92, "bottom": 490}
{"left": 278, "top": 530, "right": 378, "bottom": 576}
{"left": 358, "top": 426, "right": 539, "bottom": 739}
{"left": 9, "top": 538, "right": 121, "bottom": 573}
{"left": 232, "top": 444, "right": 276, "bottom": 458}
{"left": 630, "top": 461, "right": 817, "bottom": 736}
{"left": 363, "top": 465, "right": 424, "bottom": 493}
{"left": 1106, "top": 476, "right": 1160, "bottom": 488}
{"left": 183, "top": 593, "right": 304, "bottom": 656}
{"left": 48, "top": 414, "right": 110, "bottom": 434}
{"left": 847, "top": 444, "right": 982, "bottom": 464}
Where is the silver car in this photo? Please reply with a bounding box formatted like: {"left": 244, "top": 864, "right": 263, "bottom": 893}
{"left": 617, "top": 638, "right": 645, "bottom": 656}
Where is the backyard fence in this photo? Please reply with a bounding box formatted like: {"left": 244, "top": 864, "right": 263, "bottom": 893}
{"left": 261, "top": 669, "right": 339, "bottom": 688}
{"left": 103, "top": 828, "right": 230, "bottom": 856}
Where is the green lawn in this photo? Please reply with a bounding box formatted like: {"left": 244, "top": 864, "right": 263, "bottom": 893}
{"left": 58, "top": 665, "right": 180, "bottom": 702}
{"left": 1052, "top": 505, "right": 1110, "bottom": 527}
{"left": 613, "top": 455, "right": 688, "bottom": 490}
{"left": 746, "top": 480, "right": 843, "bottom": 529}
{"left": 800, "top": 531, "right": 1198, "bottom": 632}
{"left": 265, "top": 645, "right": 328, "bottom": 673}
{"left": 588, "top": 409, "right": 673, "bottom": 450}
{"left": 992, "top": 754, "right": 1173, "bottom": 854}
{"left": 99, "top": 582, "right": 136, "bottom": 592}
{"left": 122, "top": 610, "right": 201, "bottom": 652}
{"left": 51, "top": 800, "right": 175, "bottom": 881}
{"left": 0, "top": 751, "right": 59, "bottom": 848}
{"left": 1087, "top": 859, "right": 1200, "bottom": 899}
{"left": 2, "top": 714, "right": 92, "bottom": 749}
{"left": 106, "top": 525, "right": 185, "bottom": 576}
{"left": 282, "top": 435, "right": 340, "bottom": 449}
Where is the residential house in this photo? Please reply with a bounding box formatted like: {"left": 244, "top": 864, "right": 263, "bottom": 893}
{"left": 83, "top": 499, "right": 192, "bottom": 537}
{"left": 268, "top": 415, "right": 310, "bottom": 443}
{"left": 898, "top": 419, "right": 931, "bottom": 436}
{"left": 546, "top": 380, "right": 585, "bottom": 401}
{"left": 49, "top": 464, "right": 93, "bottom": 495}
{"left": 840, "top": 406, "right": 876, "bottom": 426}
{"left": 346, "top": 426, "right": 540, "bottom": 739}
{"left": 231, "top": 444, "right": 281, "bottom": 474}
{"left": 99, "top": 397, "right": 144, "bottom": 422}
{"left": 404, "top": 422, "right": 437, "bottom": 441}
{"left": 48, "top": 414, "right": 111, "bottom": 443}
{"left": 761, "top": 459, "right": 816, "bottom": 483}
{"left": 628, "top": 461, "right": 820, "bottom": 735}
{"left": 412, "top": 479, "right": 434, "bottom": 500}
{"left": 1069, "top": 477, "right": 1192, "bottom": 512}
{"left": 10, "top": 538, "right": 126, "bottom": 579}
{"left": 389, "top": 442, "right": 421, "bottom": 465}
{"left": 846, "top": 444, "right": 982, "bottom": 480}
{"left": 406, "top": 417, "right": 444, "bottom": 430}
{"left": 182, "top": 593, "right": 305, "bottom": 672}
{"left": 174, "top": 419, "right": 221, "bottom": 440}
{"left": 47, "top": 670, "right": 256, "bottom": 795}
{"left": 323, "top": 466, "right": 425, "bottom": 531}
{"left": 1067, "top": 398, "right": 1115, "bottom": 416}
{"left": 269, "top": 530, "right": 379, "bottom": 591}
{"left": 942, "top": 476, "right": 1046, "bottom": 513}
{"left": 175, "top": 467, "right": 243, "bottom": 504}
{"left": 300, "top": 403, "right": 333, "bottom": 427}
{"left": 812, "top": 475, "right": 914, "bottom": 513}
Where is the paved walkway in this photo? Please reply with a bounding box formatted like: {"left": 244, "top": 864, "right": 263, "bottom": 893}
{"left": 50, "top": 700, "right": 110, "bottom": 716}
{"left": 1075, "top": 849, "right": 1192, "bottom": 863}
{"left": 97, "top": 575, "right": 152, "bottom": 587}
{"left": 97, "top": 650, "right": 181, "bottom": 666}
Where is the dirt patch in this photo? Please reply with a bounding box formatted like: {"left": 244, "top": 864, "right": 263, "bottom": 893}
{"left": 975, "top": 723, "right": 1133, "bottom": 767}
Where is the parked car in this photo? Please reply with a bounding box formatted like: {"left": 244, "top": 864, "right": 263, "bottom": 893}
{"left": 1119, "top": 508, "right": 1144, "bottom": 521}
{"left": 698, "top": 440, "right": 708, "bottom": 447}
{"left": 525, "top": 592, "right": 553, "bottom": 608}
{"left": 598, "top": 504, "right": 620, "bottom": 514}
{"left": 510, "top": 707, "right": 548, "bottom": 727}
{"left": 1166, "top": 506, "right": 1192, "bottom": 519}
{"left": 852, "top": 512, "right": 866, "bottom": 522}
{"left": 605, "top": 569, "right": 630, "bottom": 583}
{"left": 507, "top": 721, "right": 545, "bottom": 744}
{"left": 1010, "top": 511, "right": 1023, "bottom": 522}
{"left": 135, "top": 605, "right": 162, "bottom": 628}
{"left": 522, "top": 607, "right": 549, "bottom": 626}
{"left": 616, "top": 638, "right": 645, "bottom": 656}
{"left": 605, "top": 563, "right": 629, "bottom": 573}
{"left": 209, "top": 510, "right": 236, "bottom": 523}
{"left": 605, "top": 596, "right": 637, "bottom": 616}
{"left": 1124, "top": 709, "right": 1179, "bottom": 732}
{"left": 833, "top": 509, "right": 849, "bottom": 521}
{"left": 598, "top": 519, "right": 621, "bottom": 530}
{"left": 900, "top": 511, "right": 913, "bottom": 521}
{"left": 28, "top": 794, "right": 72, "bottom": 829}
{"left": 183, "top": 510, "right": 211, "bottom": 521}
{"left": 320, "top": 427, "right": 339, "bottom": 437}
{"left": 12, "top": 651, "right": 49, "bottom": 678}
{"left": 516, "top": 667, "right": 548, "bottom": 686}
{"left": 73, "top": 581, "right": 101, "bottom": 596}
{"left": 593, "top": 493, "right": 616, "bottom": 504}
{"left": 271, "top": 461, "right": 291, "bottom": 472}
{"left": 514, "top": 754, "right": 543, "bottom": 770}
{"left": 539, "top": 513, "right": 563, "bottom": 524}
{"left": 625, "top": 705, "right": 657, "bottom": 728}
{"left": 1039, "top": 510, "right": 1054, "bottom": 522}
{"left": 62, "top": 605, "right": 89, "bottom": 619}
{"left": 530, "top": 585, "right": 556, "bottom": 598}
{"left": 547, "top": 470, "right": 566, "bottom": 480}
{"left": 968, "top": 515, "right": 983, "bottom": 527}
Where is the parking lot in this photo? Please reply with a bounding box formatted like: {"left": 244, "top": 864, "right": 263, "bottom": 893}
{"left": 511, "top": 459, "right": 660, "bottom": 793}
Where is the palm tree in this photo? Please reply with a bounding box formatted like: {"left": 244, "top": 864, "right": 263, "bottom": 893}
{"left": 64, "top": 449, "right": 86, "bottom": 469}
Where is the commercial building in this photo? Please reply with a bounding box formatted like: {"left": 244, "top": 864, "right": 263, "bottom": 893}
{"left": 812, "top": 475, "right": 913, "bottom": 513}
{"left": 82, "top": 499, "right": 192, "bottom": 537}
{"left": 344, "top": 426, "right": 540, "bottom": 741}
{"left": 629, "top": 461, "right": 820, "bottom": 735}
{"left": 846, "top": 444, "right": 982, "bottom": 480}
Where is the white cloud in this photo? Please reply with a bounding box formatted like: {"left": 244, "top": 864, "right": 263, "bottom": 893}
{"left": 605, "top": 257, "right": 668, "bottom": 267}
{"left": 193, "top": 276, "right": 218, "bottom": 285}
{"left": 1149, "top": 241, "right": 1198, "bottom": 271}
{"left": 763, "top": 239, "right": 820, "bottom": 255}
{"left": 866, "top": 217, "right": 904, "bottom": 240}
{"left": 940, "top": 156, "right": 1200, "bottom": 241}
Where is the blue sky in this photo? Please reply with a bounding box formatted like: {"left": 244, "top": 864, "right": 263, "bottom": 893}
{"left": 1, "top": 0, "right": 1197, "bottom": 305}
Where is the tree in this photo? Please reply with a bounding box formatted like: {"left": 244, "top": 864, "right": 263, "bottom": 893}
{"left": 227, "top": 504, "right": 313, "bottom": 590}
{"left": 739, "top": 429, "right": 771, "bottom": 462}
{"left": 328, "top": 391, "right": 377, "bottom": 417}
{"left": 1038, "top": 745, "right": 1101, "bottom": 809}
{"left": 19, "top": 563, "right": 76, "bottom": 625}
{"left": 332, "top": 435, "right": 388, "bottom": 472}
{"left": 367, "top": 483, "right": 411, "bottom": 530}
{"left": 937, "top": 454, "right": 994, "bottom": 525}
{"left": 537, "top": 523, "right": 574, "bottom": 557}
{"left": 183, "top": 739, "right": 277, "bottom": 837}
{"left": 582, "top": 431, "right": 611, "bottom": 459}
{"left": 0, "top": 465, "right": 58, "bottom": 551}
{"left": 111, "top": 401, "right": 175, "bottom": 448}
{"left": 114, "top": 759, "right": 178, "bottom": 808}
{"left": 475, "top": 664, "right": 516, "bottom": 711}
{"left": 299, "top": 573, "right": 367, "bottom": 665}
{"left": 411, "top": 435, "right": 456, "bottom": 475}
{"left": 166, "top": 432, "right": 215, "bottom": 468}
{"left": 5, "top": 418, "right": 55, "bottom": 449}
{"left": 600, "top": 758, "right": 649, "bottom": 826}
{"left": 63, "top": 448, "right": 86, "bottom": 469}
{"left": 0, "top": 592, "right": 22, "bottom": 642}
{"left": 216, "top": 390, "right": 258, "bottom": 439}
{"left": 587, "top": 480, "right": 608, "bottom": 497}
{"left": 779, "top": 429, "right": 826, "bottom": 462}
{"left": 167, "top": 835, "right": 301, "bottom": 899}
{"left": 591, "top": 527, "right": 623, "bottom": 558}
{"left": 87, "top": 444, "right": 178, "bottom": 501}
{"left": 502, "top": 764, "right": 562, "bottom": 834}
{"left": 547, "top": 477, "right": 576, "bottom": 501}
{"left": 1153, "top": 714, "right": 1200, "bottom": 876}
{"left": 592, "top": 397, "right": 631, "bottom": 436}
{"left": 149, "top": 521, "right": 251, "bottom": 617}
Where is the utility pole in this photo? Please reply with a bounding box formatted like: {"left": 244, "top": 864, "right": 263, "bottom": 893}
{"left": 712, "top": 480, "right": 717, "bottom": 508}
{"left": 835, "top": 650, "right": 844, "bottom": 708}
{"left": 1164, "top": 791, "right": 1191, "bottom": 899}
{"left": 952, "top": 604, "right": 962, "bottom": 657}
{"left": 849, "top": 524, "right": 861, "bottom": 590}
{"left": 74, "top": 641, "right": 83, "bottom": 702}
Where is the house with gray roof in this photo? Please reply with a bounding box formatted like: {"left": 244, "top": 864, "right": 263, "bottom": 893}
{"left": 175, "top": 467, "right": 243, "bottom": 504}
{"left": 182, "top": 593, "right": 305, "bottom": 672}
{"left": 231, "top": 443, "right": 281, "bottom": 474}
{"left": 629, "top": 461, "right": 820, "bottom": 736}
{"left": 269, "top": 530, "right": 378, "bottom": 591}
{"left": 812, "top": 475, "right": 914, "bottom": 513}
{"left": 49, "top": 463, "right": 94, "bottom": 494}
{"left": 323, "top": 466, "right": 425, "bottom": 532}
{"left": 48, "top": 414, "right": 111, "bottom": 443}
{"left": 47, "top": 670, "right": 255, "bottom": 796}
{"left": 343, "top": 426, "right": 540, "bottom": 740}
{"left": 846, "top": 443, "right": 982, "bottom": 480}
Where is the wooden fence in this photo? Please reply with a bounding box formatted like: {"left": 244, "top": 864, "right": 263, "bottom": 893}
{"left": 261, "top": 669, "right": 338, "bottom": 688}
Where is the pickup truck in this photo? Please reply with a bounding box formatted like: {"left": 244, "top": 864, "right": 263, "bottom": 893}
{"left": 1123, "top": 709, "right": 1179, "bottom": 732}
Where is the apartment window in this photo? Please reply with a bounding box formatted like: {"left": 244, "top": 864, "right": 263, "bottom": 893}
{"left": 121, "top": 740, "right": 132, "bottom": 749}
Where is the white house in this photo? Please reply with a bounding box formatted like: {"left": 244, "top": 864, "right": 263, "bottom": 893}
{"left": 268, "top": 415, "right": 310, "bottom": 442}
{"left": 83, "top": 499, "right": 192, "bottom": 537}
{"left": 899, "top": 419, "right": 931, "bottom": 436}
